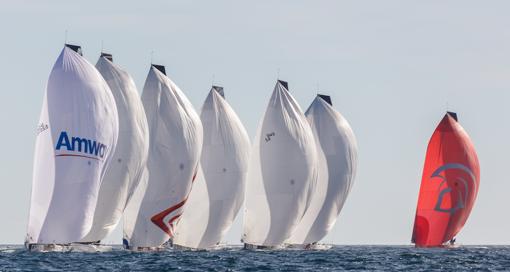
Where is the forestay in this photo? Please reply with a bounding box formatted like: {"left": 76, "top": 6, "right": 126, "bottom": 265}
{"left": 81, "top": 54, "right": 149, "bottom": 243}
{"left": 173, "top": 86, "right": 250, "bottom": 249}
{"left": 26, "top": 45, "right": 118, "bottom": 245}
{"left": 287, "top": 95, "right": 357, "bottom": 245}
{"left": 123, "top": 65, "right": 202, "bottom": 249}
{"left": 243, "top": 80, "right": 318, "bottom": 247}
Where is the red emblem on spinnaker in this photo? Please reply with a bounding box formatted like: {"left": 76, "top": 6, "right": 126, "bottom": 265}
{"left": 150, "top": 199, "right": 187, "bottom": 237}
{"left": 150, "top": 166, "right": 199, "bottom": 237}
{"left": 412, "top": 112, "right": 480, "bottom": 247}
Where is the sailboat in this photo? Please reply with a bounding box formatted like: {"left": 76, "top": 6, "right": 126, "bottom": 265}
{"left": 173, "top": 86, "right": 251, "bottom": 249}
{"left": 25, "top": 44, "right": 119, "bottom": 251}
{"left": 412, "top": 112, "right": 480, "bottom": 247}
{"left": 80, "top": 53, "right": 149, "bottom": 244}
{"left": 242, "top": 80, "right": 318, "bottom": 249}
{"left": 286, "top": 94, "right": 357, "bottom": 247}
{"left": 123, "top": 64, "right": 203, "bottom": 250}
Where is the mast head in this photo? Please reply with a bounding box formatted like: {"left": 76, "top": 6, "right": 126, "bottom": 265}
{"left": 212, "top": 85, "right": 225, "bottom": 98}
{"left": 317, "top": 94, "right": 332, "bottom": 106}
{"left": 152, "top": 64, "right": 166, "bottom": 75}
{"left": 277, "top": 80, "right": 289, "bottom": 90}
{"left": 446, "top": 111, "right": 458, "bottom": 122}
{"left": 100, "top": 52, "right": 113, "bottom": 62}
{"left": 65, "top": 44, "right": 83, "bottom": 56}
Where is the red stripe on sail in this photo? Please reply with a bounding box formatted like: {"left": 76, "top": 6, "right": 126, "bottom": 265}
{"left": 151, "top": 198, "right": 187, "bottom": 237}
{"left": 412, "top": 113, "right": 480, "bottom": 247}
{"left": 55, "top": 153, "right": 101, "bottom": 161}
{"left": 191, "top": 166, "right": 198, "bottom": 182}
{"left": 151, "top": 166, "right": 198, "bottom": 238}
{"left": 167, "top": 214, "right": 182, "bottom": 237}
{"left": 151, "top": 164, "right": 199, "bottom": 237}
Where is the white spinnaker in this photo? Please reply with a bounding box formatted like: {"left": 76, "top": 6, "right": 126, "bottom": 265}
{"left": 287, "top": 95, "right": 357, "bottom": 245}
{"left": 81, "top": 56, "right": 149, "bottom": 242}
{"left": 123, "top": 167, "right": 148, "bottom": 248}
{"left": 173, "top": 87, "right": 251, "bottom": 249}
{"left": 123, "top": 66, "right": 203, "bottom": 248}
{"left": 26, "top": 47, "right": 118, "bottom": 244}
{"left": 243, "top": 81, "right": 318, "bottom": 247}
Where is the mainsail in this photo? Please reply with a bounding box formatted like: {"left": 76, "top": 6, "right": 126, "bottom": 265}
{"left": 287, "top": 94, "right": 357, "bottom": 245}
{"left": 26, "top": 45, "right": 118, "bottom": 245}
{"left": 123, "top": 65, "right": 203, "bottom": 249}
{"left": 81, "top": 53, "right": 150, "bottom": 243}
{"left": 243, "top": 80, "right": 318, "bottom": 247}
{"left": 173, "top": 86, "right": 251, "bottom": 249}
{"left": 412, "top": 112, "right": 480, "bottom": 247}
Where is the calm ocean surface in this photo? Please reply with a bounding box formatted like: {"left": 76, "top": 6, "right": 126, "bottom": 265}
{"left": 0, "top": 245, "right": 508, "bottom": 271}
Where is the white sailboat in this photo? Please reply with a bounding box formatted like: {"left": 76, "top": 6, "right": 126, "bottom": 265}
{"left": 81, "top": 53, "right": 150, "bottom": 243}
{"left": 25, "top": 45, "right": 119, "bottom": 250}
{"left": 123, "top": 64, "right": 203, "bottom": 250}
{"left": 242, "top": 80, "right": 318, "bottom": 248}
{"left": 286, "top": 94, "right": 357, "bottom": 247}
{"left": 173, "top": 86, "right": 251, "bottom": 249}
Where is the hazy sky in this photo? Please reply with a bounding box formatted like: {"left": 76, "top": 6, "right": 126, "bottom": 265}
{"left": 1, "top": 0, "right": 510, "bottom": 245}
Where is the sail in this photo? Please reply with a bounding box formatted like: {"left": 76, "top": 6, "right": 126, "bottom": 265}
{"left": 173, "top": 86, "right": 251, "bottom": 249}
{"left": 26, "top": 46, "right": 118, "bottom": 245}
{"left": 123, "top": 65, "right": 203, "bottom": 248}
{"left": 242, "top": 80, "right": 318, "bottom": 247}
{"left": 122, "top": 166, "right": 148, "bottom": 248}
{"left": 81, "top": 54, "right": 150, "bottom": 242}
{"left": 412, "top": 112, "right": 480, "bottom": 247}
{"left": 287, "top": 94, "right": 357, "bottom": 245}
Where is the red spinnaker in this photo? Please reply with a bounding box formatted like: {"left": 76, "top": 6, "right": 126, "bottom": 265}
{"left": 412, "top": 112, "right": 480, "bottom": 247}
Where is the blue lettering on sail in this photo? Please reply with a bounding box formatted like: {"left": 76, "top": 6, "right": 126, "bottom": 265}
{"left": 55, "top": 131, "right": 107, "bottom": 159}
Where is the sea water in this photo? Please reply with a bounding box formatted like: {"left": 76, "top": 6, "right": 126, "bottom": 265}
{"left": 0, "top": 245, "right": 508, "bottom": 271}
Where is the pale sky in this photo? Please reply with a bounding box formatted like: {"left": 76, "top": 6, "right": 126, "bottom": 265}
{"left": 1, "top": 0, "right": 510, "bottom": 245}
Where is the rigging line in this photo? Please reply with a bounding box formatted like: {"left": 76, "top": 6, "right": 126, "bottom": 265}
{"left": 64, "top": 30, "right": 68, "bottom": 45}
{"left": 150, "top": 50, "right": 154, "bottom": 65}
